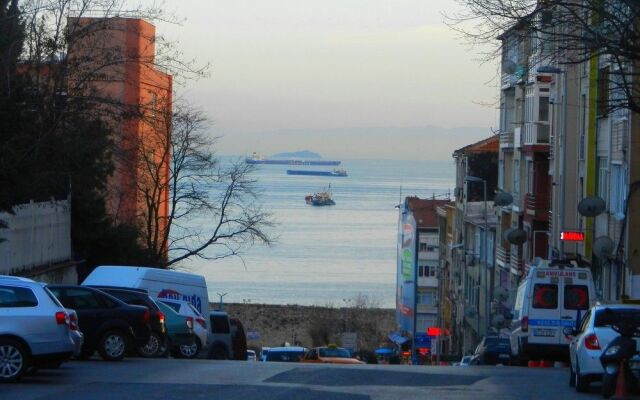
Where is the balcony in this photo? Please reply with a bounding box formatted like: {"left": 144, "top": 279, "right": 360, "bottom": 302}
{"left": 496, "top": 245, "right": 511, "bottom": 267}
{"left": 525, "top": 193, "right": 550, "bottom": 221}
{"left": 523, "top": 122, "right": 550, "bottom": 147}
{"left": 510, "top": 252, "right": 524, "bottom": 276}
{"left": 500, "top": 131, "right": 514, "bottom": 149}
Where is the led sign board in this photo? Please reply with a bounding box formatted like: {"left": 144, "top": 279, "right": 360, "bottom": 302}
{"left": 560, "top": 231, "right": 585, "bottom": 241}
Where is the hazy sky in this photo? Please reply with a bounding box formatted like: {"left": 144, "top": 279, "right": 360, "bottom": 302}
{"left": 155, "top": 0, "right": 499, "bottom": 160}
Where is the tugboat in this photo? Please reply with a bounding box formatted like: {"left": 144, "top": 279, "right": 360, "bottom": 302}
{"left": 305, "top": 185, "right": 335, "bottom": 206}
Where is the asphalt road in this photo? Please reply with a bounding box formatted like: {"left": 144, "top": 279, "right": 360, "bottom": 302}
{"left": 2, "top": 358, "right": 623, "bottom": 400}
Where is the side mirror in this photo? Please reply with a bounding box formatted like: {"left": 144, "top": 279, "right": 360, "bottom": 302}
{"left": 562, "top": 326, "right": 576, "bottom": 338}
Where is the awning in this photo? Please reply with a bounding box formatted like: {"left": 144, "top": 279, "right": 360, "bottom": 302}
{"left": 375, "top": 348, "right": 394, "bottom": 355}
{"left": 388, "top": 332, "right": 409, "bottom": 345}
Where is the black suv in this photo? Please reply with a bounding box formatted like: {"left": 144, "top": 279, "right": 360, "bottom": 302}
{"left": 87, "top": 286, "right": 168, "bottom": 358}
{"left": 471, "top": 336, "right": 512, "bottom": 365}
{"left": 48, "top": 285, "right": 151, "bottom": 361}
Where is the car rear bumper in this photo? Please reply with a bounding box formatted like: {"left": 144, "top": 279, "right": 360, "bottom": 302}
{"left": 521, "top": 338, "right": 569, "bottom": 361}
{"left": 31, "top": 351, "right": 74, "bottom": 367}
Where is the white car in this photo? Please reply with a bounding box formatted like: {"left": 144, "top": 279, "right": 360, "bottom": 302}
{"left": 568, "top": 303, "right": 640, "bottom": 393}
{"left": 0, "top": 276, "right": 83, "bottom": 382}
{"left": 159, "top": 298, "right": 209, "bottom": 357}
{"left": 247, "top": 349, "right": 257, "bottom": 361}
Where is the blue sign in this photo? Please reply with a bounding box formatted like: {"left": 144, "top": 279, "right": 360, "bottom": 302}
{"left": 415, "top": 333, "right": 431, "bottom": 349}
{"left": 529, "top": 319, "right": 576, "bottom": 327}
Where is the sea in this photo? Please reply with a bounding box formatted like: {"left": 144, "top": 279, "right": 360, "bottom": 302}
{"left": 186, "top": 158, "right": 455, "bottom": 309}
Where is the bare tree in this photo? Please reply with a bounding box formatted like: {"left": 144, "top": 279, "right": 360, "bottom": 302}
{"left": 446, "top": 0, "right": 640, "bottom": 114}
{"left": 133, "top": 101, "right": 275, "bottom": 268}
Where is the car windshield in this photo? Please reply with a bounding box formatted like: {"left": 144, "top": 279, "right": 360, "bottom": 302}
{"left": 595, "top": 309, "right": 640, "bottom": 328}
{"left": 266, "top": 351, "right": 304, "bottom": 362}
{"left": 318, "top": 348, "right": 351, "bottom": 358}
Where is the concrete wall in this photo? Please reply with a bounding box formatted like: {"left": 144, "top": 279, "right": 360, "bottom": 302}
{"left": 0, "top": 200, "right": 72, "bottom": 274}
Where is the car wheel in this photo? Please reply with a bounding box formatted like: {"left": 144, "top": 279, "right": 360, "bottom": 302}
{"left": 0, "top": 339, "right": 29, "bottom": 383}
{"left": 575, "top": 362, "right": 589, "bottom": 393}
{"left": 178, "top": 340, "right": 200, "bottom": 359}
{"left": 208, "top": 345, "right": 229, "bottom": 360}
{"left": 98, "top": 330, "right": 127, "bottom": 361}
{"left": 138, "top": 333, "right": 161, "bottom": 358}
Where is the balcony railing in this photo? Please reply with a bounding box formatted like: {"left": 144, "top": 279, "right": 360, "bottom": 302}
{"left": 523, "top": 122, "right": 550, "bottom": 146}
{"left": 496, "top": 245, "right": 511, "bottom": 267}
{"left": 525, "top": 193, "right": 550, "bottom": 221}
{"left": 500, "top": 131, "right": 514, "bottom": 149}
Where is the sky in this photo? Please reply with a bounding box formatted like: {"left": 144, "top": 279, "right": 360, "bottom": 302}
{"left": 154, "top": 0, "right": 500, "bottom": 160}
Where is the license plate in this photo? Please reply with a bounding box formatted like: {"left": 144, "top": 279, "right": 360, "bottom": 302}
{"left": 498, "top": 354, "right": 510, "bottom": 359}
{"left": 533, "top": 328, "right": 555, "bottom": 337}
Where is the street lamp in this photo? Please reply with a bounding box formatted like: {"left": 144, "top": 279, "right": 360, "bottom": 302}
{"left": 537, "top": 65, "right": 567, "bottom": 258}
{"left": 465, "top": 175, "right": 490, "bottom": 337}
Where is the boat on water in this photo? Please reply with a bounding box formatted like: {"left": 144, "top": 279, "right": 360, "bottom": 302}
{"left": 305, "top": 185, "right": 335, "bottom": 206}
{"left": 287, "top": 168, "right": 347, "bottom": 177}
{"left": 245, "top": 152, "right": 341, "bottom": 166}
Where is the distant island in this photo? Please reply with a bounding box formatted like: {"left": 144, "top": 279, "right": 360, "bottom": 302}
{"left": 271, "top": 150, "right": 322, "bottom": 159}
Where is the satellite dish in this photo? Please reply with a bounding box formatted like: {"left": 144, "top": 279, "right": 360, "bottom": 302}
{"left": 494, "top": 192, "right": 514, "bottom": 207}
{"left": 506, "top": 228, "right": 527, "bottom": 245}
{"left": 593, "top": 236, "right": 615, "bottom": 260}
{"left": 578, "top": 196, "right": 606, "bottom": 217}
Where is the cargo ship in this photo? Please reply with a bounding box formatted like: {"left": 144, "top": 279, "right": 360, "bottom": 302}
{"left": 287, "top": 169, "right": 347, "bottom": 177}
{"left": 305, "top": 185, "right": 335, "bottom": 206}
{"left": 245, "top": 152, "right": 341, "bottom": 166}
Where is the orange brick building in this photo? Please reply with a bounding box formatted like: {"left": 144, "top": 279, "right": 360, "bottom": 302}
{"left": 67, "top": 17, "right": 173, "bottom": 258}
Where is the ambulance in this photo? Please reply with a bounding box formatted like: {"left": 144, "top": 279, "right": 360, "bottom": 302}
{"left": 509, "top": 259, "right": 596, "bottom": 362}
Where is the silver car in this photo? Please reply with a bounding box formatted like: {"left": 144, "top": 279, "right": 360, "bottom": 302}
{"left": 0, "top": 276, "right": 83, "bottom": 382}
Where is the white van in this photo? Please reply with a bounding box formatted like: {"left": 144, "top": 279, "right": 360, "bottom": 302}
{"left": 82, "top": 266, "right": 210, "bottom": 319}
{"left": 509, "top": 260, "right": 596, "bottom": 362}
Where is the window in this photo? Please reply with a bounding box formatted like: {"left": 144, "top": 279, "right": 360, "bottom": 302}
{"left": 161, "top": 300, "right": 181, "bottom": 313}
{"left": 597, "top": 157, "right": 609, "bottom": 205}
{"left": 419, "top": 243, "right": 427, "bottom": 252}
{"left": 0, "top": 286, "right": 38, "bottom": 308}
{"left": 416, "top": 314, "right": 437, "bottom": 332}
{"left": 210, "top": 315, "right": 230, "bottom": 334}
{"left": 538, "top": 96, "right": 549, "bottom": 122}
{"left": 610, "top": 165, "right": 627, "bottom": 217}
{"left": 513, "top": 159, "right": 520, "bottom": 194}
{"left": 564, "top": 285, "right": 589, "bottom": 310}
{"left": 65, "top": 288, "right": 102, "bottom": 309}
{"left": 578, "top": 310, "right": 591, "bottom": 333}
{"left": 417, "top": 291, "right": 437, "bottom": 306}
{"left": 532, "top": 284, "right": 558, "bottom": 309}
{"left": 597, "top": 67, "right": 610, "bottom": 116}
{"left": 527, "top": 160, "right": 534, "bottom": 194}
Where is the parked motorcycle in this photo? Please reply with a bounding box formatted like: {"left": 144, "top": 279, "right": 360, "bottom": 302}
{"left": 599, "top": 308, "right": 640, "bottom": 398}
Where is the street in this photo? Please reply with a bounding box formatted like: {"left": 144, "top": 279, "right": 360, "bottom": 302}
{"left": 3, "top": 358, "right": 615, "bottom": 400}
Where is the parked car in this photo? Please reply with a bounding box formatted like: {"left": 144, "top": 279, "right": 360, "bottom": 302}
{"left": 155, "top": 301, "right": 197, "bottom": 358}
{"left": 82, "top": 266, "right": 210, "bottom": 318}
{"left": 302, "top": 345, "right": 365, "bottom": 364}
{"left": 247, "top": 349, "right": 257, "bottom": 361}
{"left": 567, "top": 303, "right": 640, "bottom": 393}
{"left": 260, "top": 347, "right": 271, "bottom": 362}
{"left": 509, "top": 260, "right": 595, "bottom": 363}
{"left": 471, "top": 336, "right": 512, "bottom": 365}
{"left": 456, "top": 355, "right": 473, "bottom": 367}
{"left": 47, "top": 285, "right": 151, "bottom": 361}
{"left": 158, "top": 298, "right": 207, "bottom": 357}
{"left": 87, "top": 286, "right": 167, "bottom": 358}
{"left": 207, "top": 311, "right": 234, "bottom": 360}
{"left": 0, "top": 276, "right": 82, "bottom": 382}
{"left": 265, "top": 346, "right": 307, "bottom": 362}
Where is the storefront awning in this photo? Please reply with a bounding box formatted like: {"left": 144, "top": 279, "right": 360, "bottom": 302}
{"left": 388, "top": 332, "right": 409, "bottom": 345}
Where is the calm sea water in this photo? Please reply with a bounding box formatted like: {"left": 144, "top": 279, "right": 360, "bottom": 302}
{"left": 187, "top": 158, "right": 454, "bottom": 308}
